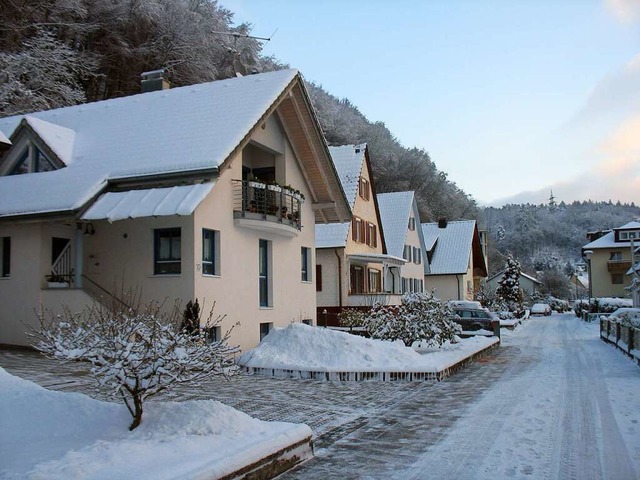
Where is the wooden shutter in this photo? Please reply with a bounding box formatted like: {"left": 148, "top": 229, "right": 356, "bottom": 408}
{"left": 365, "top": 222, "right": 371, "bottom": 246}
{"left": 316, "top": 265, "right": 322, "bottom": 292}
{"left": 352, "top": 216, "right": 357, "bottom": 241}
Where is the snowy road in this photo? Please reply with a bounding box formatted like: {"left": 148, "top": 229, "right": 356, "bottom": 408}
{"left": 1, "top": 314, "right": 639, "bottom": 479}
{"left": 283, "top": 314, "right": 640, "bottom": 479}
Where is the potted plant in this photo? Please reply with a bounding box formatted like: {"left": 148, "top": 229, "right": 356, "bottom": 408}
{"left": 46, "top": 274, "right": 69, "bottom": 288}
{"left": 247, "top": 177, "right": 266, "bottom": 189}
{"left": 267, "top": 181, "right": 282, "bottom": 193}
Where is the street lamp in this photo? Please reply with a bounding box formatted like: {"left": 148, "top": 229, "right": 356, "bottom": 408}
{"left": 583, "top": 250, "right": 593, "bottom": 320}
{"left": 322, "top": 309, "right": 328, "bottom": 328}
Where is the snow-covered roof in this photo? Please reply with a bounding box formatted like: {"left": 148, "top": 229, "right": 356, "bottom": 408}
{"left": 376, "top": 191, "right": 415, "bottom": 258}
{"left": 582, "top": 222, "right": 640, "bottom": 250}
{"left": 487, "top": 269, "right": 542, "bottom": 285}
{"left": 81, "top": 183, "right": 214, "bottom": 222}
{"left": 0, "top": 69, "right": 299, "bottom": 218}
{"left": 0, "top": 129, "right": 10, "bottom": 145}
{"left": 421, "top": 220, "right": 477, "bottom": 275}
{"left": 316, "top": 222, "right": 350, "bottom": 248}
{"left": 25, "top": 116, "right": 76, "bottom": 166}
{"left": 327, "top": 144, "right": 366, "bottom": 210}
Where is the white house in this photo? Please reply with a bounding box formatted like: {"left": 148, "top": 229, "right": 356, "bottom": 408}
{"left": 376, "top": 191, "right": 427, "bottom": 295}
{"left": 0, "top": 69, "right": 350, "bottom": 352}
{"left": 421, "top": 219, "right": 488, "bottom": 301}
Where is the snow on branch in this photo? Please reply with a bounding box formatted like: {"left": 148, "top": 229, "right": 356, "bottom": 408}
{"left": 29, "top": 299, "right": 239, "bottom": 430}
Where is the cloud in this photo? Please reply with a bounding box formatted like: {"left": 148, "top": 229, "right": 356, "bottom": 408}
{"left": 573, "top": 53, "right": 640, "bottom": 123}
{"left": 606, "top": 0, "right": 640, "bottom": 24}
{"left": 492, "top": 115, "right": 640, "bottom": 206}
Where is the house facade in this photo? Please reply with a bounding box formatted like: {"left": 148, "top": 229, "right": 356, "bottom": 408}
{"left": 0, "top": 69, "right": 350, "bottom": 352}
{"left": 376, "top": 191, "right": 427, "bottom": 295}
{"left": 421, "top": 219, "right": 488, "bottom": 301}
{"left": 315, "top": 144, "right": 406, "bottom": 325}
{"left": 582, "top": 221, "right": 640, "bottom": 299}
{"left": 486, "top": 270, "right": 542, "bottom": 299}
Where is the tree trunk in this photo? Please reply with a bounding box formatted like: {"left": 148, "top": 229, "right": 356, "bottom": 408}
{"left": 128, "top": 393, "right": 143, "bottom": 431}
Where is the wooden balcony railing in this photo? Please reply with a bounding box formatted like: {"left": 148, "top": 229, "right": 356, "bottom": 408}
{"left": 607, "top": 260, "right": 631, "bottom": 273}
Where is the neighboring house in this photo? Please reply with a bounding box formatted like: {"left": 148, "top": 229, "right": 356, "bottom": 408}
{"left": 0, "top": 69, "right": 350, "bottom": 352}
{"left": 376, "top": 191, "right": 427, "bottom": 295}
{"left": 581, "top": 221, "right": 640, "bottom": 299}
{"left": 421, "top": 219, "right": 488, "bottom": 301}
{"left": 315, "top": 144, "right": 404, "bottom": 325}
{"left": 486, "top": 270, "right": 542, "bottom": 299}
{"left": 568, "top": 272, "right": 589, "bottom": 300}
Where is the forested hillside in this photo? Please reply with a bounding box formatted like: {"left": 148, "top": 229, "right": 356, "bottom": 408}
{"left": 482, "top": 200, "right": 640, "bottom": 275}
{"left": 0, "top": 0, "right": 476, "bottom": 221}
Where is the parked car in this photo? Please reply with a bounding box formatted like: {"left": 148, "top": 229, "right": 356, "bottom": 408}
{"left": 451, "top": 307, "right": 495, "bottom": 333}
{"left": 530, "top": 303, "right": 552, "bottom": 316}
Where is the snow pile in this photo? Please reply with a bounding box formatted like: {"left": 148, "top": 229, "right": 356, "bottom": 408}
{"left": 608, "top": 308, "right": 640, "bottom": 328}
{"left": 0, "top": 368, "right": 311, "bottom": 480}
{"left": 238, "top": 323, "right": 497, "bottom": 373}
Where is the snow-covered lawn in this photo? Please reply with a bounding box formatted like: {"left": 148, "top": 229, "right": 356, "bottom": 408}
{"left": 238, "top": 323, "right": 498, "bottom": 373}
{"left": 0, "top": 368, "right": 311, "bottom": 480}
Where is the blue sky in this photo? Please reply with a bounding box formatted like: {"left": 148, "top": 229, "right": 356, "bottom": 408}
{"left": 221, "top": 0, "right": 640, "bottom": 205}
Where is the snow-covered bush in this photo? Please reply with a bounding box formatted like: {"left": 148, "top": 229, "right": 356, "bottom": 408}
{"left": 30, "top": 300, "right": 239, "bottom": 430}
{"left": 608, "top": 308, "right": 640, "bottom": 328}
{"left": 337, "top": 308, "right": 366, "bottom": 328}
{"left": 363, "top": 292, "right": 461, "bottom": 347}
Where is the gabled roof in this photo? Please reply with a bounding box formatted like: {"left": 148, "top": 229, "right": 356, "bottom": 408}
{"left": 376, "top": 191, "right": 418, "bottom": 259}
{"left": 582, "top": 221, "right": 640, "bottom": 250}
{"left": 0, "top": 69, "right": 350, "bottom": 223}
{"left": 327, "top": 144, "right": 366, "bottom": 210}
{"left": 487, "top": 269, "right": 542, "bottom": 285}
{"left": 421, "top": 220, "right": 483, "bottom": 275}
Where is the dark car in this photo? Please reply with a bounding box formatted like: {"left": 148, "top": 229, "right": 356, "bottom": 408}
{"left": 451, "top": 308, "right": 496, "bottom": 334}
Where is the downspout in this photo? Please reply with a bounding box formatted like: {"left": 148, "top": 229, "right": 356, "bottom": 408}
{"left": 334, "top": 248, "right": 343, "bottom": 307}
{"left": 456, "top": 274, "right": 462, "bottom": 300}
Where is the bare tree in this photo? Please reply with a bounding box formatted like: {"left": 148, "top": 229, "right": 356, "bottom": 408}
{"left": 29, "top": 299, "right": 239, "bottom": 430}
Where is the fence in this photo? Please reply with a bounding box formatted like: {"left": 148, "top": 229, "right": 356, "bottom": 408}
{"left": 600, "top": 318, "right": 640, "bottom": 364}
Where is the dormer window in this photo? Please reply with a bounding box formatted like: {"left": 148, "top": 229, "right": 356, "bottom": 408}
{"left": 9, "top": 145, "right": 58, "bottom": 175}
{"left": 620, "top": 231, "right": 638, "bottom": 241}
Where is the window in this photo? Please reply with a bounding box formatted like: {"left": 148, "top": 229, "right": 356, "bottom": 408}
{"left": 302, "top": 319, "right": 312, "bottom": 326}
{"left": 611, "top": 274, "right": 624, "bottom": 284}
{"left": 403, "top": 245, "right": 412, "bottom": 262}
{"left": 154, "top": 228, "right": 181, "bottom": 275}
{"left": 259, "top": 322, "right": 273, "bottom": 341}
{"left": 352, "top": 217, "right": 364, "bottom": 243}
{"left": 359, "top": 177, "right": 370, "bottom": 200}
{"left": 207, "top": 326, "right": 222, "bottom": 343}
{"left": 620, "top": 232, "right": 628, "bottom": 240}
{"left": 301, "top": 247, "right": 312, "bottom": 282}
{"left": 316, "top": 265, "right": 322, "bottom": 292}
{"left": 259, "top": 239, "right": 272, "bottom": 307}
{"left": 1, "top": 237, "right": 10, "bottom": 277}
{"left": 369, "top": 269, "right": 381, "bottom": 293}
{"left": 408, "top": 217, "right": 415, "bottom": 231}
{"left": 366, "top": 222, "right": 377, "bottom": 248}
{"left": 610, "top": 252, "right": 622, "bottom": 261}
{"left": 9, "top": 146, "right": 58, "bottom": 175}
{"left": 350, "top": 265, "right": 365, "bottom": 294}
{"left": 202, "top": 229, "right": 220, "bottom": 276}
{"left": 413, "top": 247, "right": 421, "bottom": 264}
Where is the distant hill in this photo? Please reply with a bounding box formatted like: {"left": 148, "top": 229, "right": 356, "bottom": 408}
{"left": 481, "top": 200, "right": 640, "bottom": 275}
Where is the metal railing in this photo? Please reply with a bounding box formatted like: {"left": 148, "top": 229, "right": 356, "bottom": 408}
{"left": 232, "top": 179, "right": 302, "bottom": 230}
{"left": 50, "top": 242, "right": 73, "bottom": 284}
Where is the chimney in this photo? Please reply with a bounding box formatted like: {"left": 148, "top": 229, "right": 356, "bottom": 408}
{"left": 438, "top": 217, "right": 447, "bottom": 229}
{"left": 141, "top": 68, "right": 170, "bottom": 93}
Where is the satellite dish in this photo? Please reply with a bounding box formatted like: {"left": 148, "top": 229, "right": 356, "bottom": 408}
{"left": 233, "top": 59, "right": 247, "bottom": 77}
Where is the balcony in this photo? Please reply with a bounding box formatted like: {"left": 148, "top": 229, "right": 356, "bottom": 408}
{"left": 607, "top": 260, "right": 631, "bottom": 273}
{"left": 232, "top": 179, "right": 302, "bottom": 237}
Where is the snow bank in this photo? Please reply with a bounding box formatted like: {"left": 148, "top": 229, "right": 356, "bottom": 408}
{"left": 0, "top": 368, "right": 311, "bottom": 480}
{"left": 238, "top": 323, "right": 497, "bottom": 373}
{"left": 596, "top": 297, "right": 633, "bottom": 309}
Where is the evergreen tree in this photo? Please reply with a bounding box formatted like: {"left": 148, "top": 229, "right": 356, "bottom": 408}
{"left": 496, "top": 255, "right": 524, "bottom": 313}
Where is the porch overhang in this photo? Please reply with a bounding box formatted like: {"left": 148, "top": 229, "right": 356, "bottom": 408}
{"left": 81, "top": 183, "right": 214, "bottom": 222}
{"left": 348, "top": 253, "right": 406, "bottom": 266}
